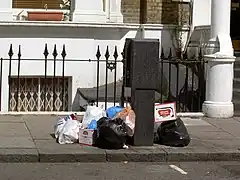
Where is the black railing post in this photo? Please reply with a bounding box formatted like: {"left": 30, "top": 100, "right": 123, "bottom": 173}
{"left": 96, "top": 46, "right": 101, "bottom": 107}
{"left": 120, "top": 50, "right": 125, "bottom": 107}
{"left": 184, "top": 53, "right": 189, "bottom": 112}
{"left": 0, "top": 58, "right": 3, "bottom": 111}
{"left": 61, "top": 45, "right": 66, "bottom": 111}
{"left": 191, "top": 61, "right": 195, "bottom": 111}
{"left": 113, "top": 46, "right": 118, "bottom": 106}
{"left": 175, "top": 58, "right": 180, "bottom": 112}
{"left": 160, "top": 47, "right": 164, "bottom": 103}
{"left": 8, "top": 44, "right": 13, "bottom": 111}
{"left": 104, "top": 46, "right": 110, "bottom": 110}
{"left": 198, "top": 48, "right": 203, "bottom": 111}
{"left": 43, "top": 44, "right": 49, "bottom": 111}
{"left": 52, "top": 44, "right": 58, "bottom": 111}
{"left": 168, "top": 48, "right": 172, "bottom": 101}
{"left": 17, "top": 45, "right": 21, "bottom": 112}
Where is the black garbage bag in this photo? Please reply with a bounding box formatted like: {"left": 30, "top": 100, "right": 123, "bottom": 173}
{"left": 153, "top": 122, "right": 161, "bottom": 143}
{"left": 156, "top": 118, "right": 191, "bottom": 147}
{"left": 95, "top": 117, "right": 128, "bottom": 149}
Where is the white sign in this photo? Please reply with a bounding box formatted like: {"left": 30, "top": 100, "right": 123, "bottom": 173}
{"left": 79, "top": 129, "right": 96, "bottom": 146}
{"left": 154, "top": 102, "right": 177, "bottom": 122}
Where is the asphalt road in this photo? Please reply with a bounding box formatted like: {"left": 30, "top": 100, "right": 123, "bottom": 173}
{"left": 0, "top": 161, "right": 239, "bottom": 180}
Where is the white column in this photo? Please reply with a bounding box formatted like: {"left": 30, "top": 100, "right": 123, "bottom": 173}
{"left": 0, "top": 0, "right": 12, "bottom": 21}
{"left": 72, "top": 0, "right": 106, "bottom": 23}
{"left": 109, "top": 0, "right": 123, "bottom": 23}
{"left": 202, "top": 0, "right": 236, "bottom": 118}
{"left": 210, "top": 0, "right": 231, "bottom": 39}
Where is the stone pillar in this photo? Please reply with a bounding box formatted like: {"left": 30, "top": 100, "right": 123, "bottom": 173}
{"left": 210, "top": 0, "right": 231, "bottom": 39}
{"left": 0, "top": 0, "right": 12, "bottom": 21}
{"left": 124, "top": 39, "right": 160, "bottom": 146}
{"left": 109, "top": 0, "right": 123, "bottom": 23}
{"left": 72, "top": 0, "right": 106, "bottom": 23}
{"left": 202, "top": 0, "right": 236, "bottom": 118}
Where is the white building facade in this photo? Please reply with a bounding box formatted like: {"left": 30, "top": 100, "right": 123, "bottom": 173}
{"left": 0, "top": 0, "right": 181, "bottom": 112}
{"left": 0, "top": 0, "right": 236, "bottom": 118}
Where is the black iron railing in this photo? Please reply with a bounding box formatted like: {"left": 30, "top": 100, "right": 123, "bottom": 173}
{"left": 158, "top": 48, "right": 206, "bottom": 112}
{"left": 1, "top": 44, "right": 206, "bottom": 113}
{"left": 1, "top": 44, "right": 123, "bottom": 112}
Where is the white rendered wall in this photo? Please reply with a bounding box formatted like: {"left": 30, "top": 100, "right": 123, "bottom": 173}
{"left": 192, "top": 0, "right": 211, "bottom": 27}
{"left": 0, "top": 22, "right": 180, "bottom": 111}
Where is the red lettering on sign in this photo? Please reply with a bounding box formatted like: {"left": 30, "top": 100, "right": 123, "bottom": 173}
{"left": 83, "top": 131, "right": 88, "bottom": 135}
{"left": 158, "top": 108, "right": 171, "bottom": 117}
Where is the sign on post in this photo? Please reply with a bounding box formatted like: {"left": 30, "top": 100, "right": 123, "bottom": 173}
{"left": 154, "top": 102, "right": 177, "bottom": 122}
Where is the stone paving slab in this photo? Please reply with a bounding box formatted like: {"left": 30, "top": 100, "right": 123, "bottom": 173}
{"left": 200, "top": 140, "right": 240, "bottom": 149}
{"left": 0, "top": 122, "right": 30, "bottom": 137}
{"left": 182, "top": 117, "right": 212, "bottom": 126}
{"left": 0, "top": 115, "right": 24, "bottom": 123}
{"left": 193, "top": 131, "right": 236, "bottom": 140}
{"left": 0, "top": 148, "right": 38, "bottom": 162}
{"left": 24, "top": 115, "right": 58, "bottom": 140}
{"left": 187, "top": 125, "right": 223, "bottom": 132}
{"left": 35, "top": 139, "right": 106, "bottom": 163}
{"left": 0, "top": 115, "right": 240, "bottom": 163}
{"left": 0, "top": 137, "right": 36, "bottom": 148}
{"left": 0, "top": 122, "right": 35, "bottom": 149}
{"left": 204, "top": 117, "right": 240, "bottom": 138}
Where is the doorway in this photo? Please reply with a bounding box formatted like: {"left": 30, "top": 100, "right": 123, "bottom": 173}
{"left": 231, "top": 0, "right": 240, "bottom": 51}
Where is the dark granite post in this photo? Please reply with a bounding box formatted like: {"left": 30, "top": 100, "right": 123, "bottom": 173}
{"left": 124, "top": 39, "right": 160, "bottom": 146}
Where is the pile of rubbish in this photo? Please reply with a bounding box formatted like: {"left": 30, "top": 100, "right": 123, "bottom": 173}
{"left": 54, "top": 104, "right": 190, "bottom": 149}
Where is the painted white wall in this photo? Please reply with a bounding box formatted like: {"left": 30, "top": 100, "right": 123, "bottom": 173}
{"left": 0, "top": 22, "right": 179, "bottom": 112}
{"left": 192, "top": 0, "right": 211, "bottom": 27}
{"left": 0, "top": 0, "right": 12, "bottom": 20}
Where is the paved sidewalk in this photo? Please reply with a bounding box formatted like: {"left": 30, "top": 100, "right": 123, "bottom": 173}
{"left": 0, "top": 115, "right": 239, "bottom": 163}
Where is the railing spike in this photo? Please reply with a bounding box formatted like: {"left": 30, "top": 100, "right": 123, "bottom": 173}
{"left": 121, "top": 44, "right": 126, "bottom": 59}
{"left": 113, "top": 46, "right": 118, "bottom": 60}
{"left": 43, "top": 44, "right": 49, "bottom": 57}
{"left": 61, "top": 45, "right": 66, "bottom": 58}
{"left": 160, "top": 47, "right": 164, "bottom": 58}
{"left": 96, "top": 45, "right": 101, "bottom": 59}
{"left": 168, "top": 48, "right": 172, "bottom": 58}
{"left": 105, "top": 46, "right": 110, "bottom": 60}
{"left": 198, "top": 48, "right": 203, "bottom": 59}
{"left": 8, "top": 44, "right": 13, "bottom": 57}
{"left": 18, "top": 45, "right": 21, "bottom": 58}
{"left": 52, "top": 44, "right": 58, "bottom": 57}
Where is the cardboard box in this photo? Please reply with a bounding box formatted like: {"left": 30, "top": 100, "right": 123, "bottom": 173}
{"left": 154, "top": 102, "right": 177, "bottom": 122}
{"left": 79, "top": 129, "right": 97, "bottom": 146}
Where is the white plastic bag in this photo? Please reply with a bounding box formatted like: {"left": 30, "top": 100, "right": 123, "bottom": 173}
{"left": 58, "top": 119, "right": 82, "bottom": 144}
{"left": 54, "top": 117, "right": 67, "bottom": 139}
{"left": 82, "top": 106, "right": 106, "bottom": 128}
{"left": 54, "top": 114, "right": 77, "bottom": 139}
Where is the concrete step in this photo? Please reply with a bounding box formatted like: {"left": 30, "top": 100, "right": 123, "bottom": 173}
{"left": 234, "top": 57, "right": 240, "bottom": 68}
{"left": 234, "top": 68, "right": 240, "bottom": 78}
{"left": 233, "top": 78, "right": 240, "bottom": 89}
{"left": 233, "top": 99, "right": 240, "bottom": 116}
{"left": 233, "top": 88, "right": 240, "bottom": 100}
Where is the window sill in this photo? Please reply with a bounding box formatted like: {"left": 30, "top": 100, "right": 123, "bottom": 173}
{"left": 172, "top": 0, "right": 191, "bottom": 3}
{"left": 0, "top": 21, "right": 190, "bottom": 31}
{"left": 12, "top": 8, "right": 70, "bottom": 21}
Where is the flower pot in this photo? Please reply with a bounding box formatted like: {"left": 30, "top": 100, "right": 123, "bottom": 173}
{"left": 27, "top": 11, "right": 64, "bottom": 21}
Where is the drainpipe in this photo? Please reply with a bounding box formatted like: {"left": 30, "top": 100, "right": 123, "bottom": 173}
{"left": 139, "top": 0, "right": 147, "bottom": 39}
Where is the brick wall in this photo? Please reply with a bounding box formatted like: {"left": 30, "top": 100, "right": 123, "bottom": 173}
{"left": 121, "top": 0, "right": 190, "bottom": 25}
